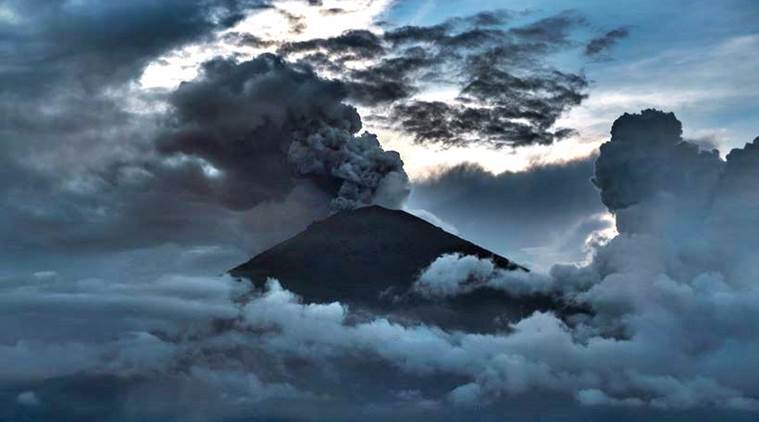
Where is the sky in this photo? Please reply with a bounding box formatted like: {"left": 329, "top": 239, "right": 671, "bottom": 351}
{"left": 1, "top": 0, "right": 758, "bottom": 420}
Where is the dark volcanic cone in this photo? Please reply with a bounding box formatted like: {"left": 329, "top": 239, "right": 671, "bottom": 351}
{"left": 231, "top": 206, "right": 571, "bottom": 331}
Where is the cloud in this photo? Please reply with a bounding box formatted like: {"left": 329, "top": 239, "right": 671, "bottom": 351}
{"left": 0, "top": 0, "right": 296, "bottom": 272}
{"left": 16, "top": 391, "right": 41, "bottom": 407}
{"left": 585, "top": 27, "right": 630, "bottom": 57}
{"left": 3, "top": 270, "right": 758, "bottom": 420}
{"left": 0, "top": 0, "right": 757, "bottom": 418}
{"left": 0, "top": 5, "right": 603, "bottom": 275}
{"left": 402, "top": 110, "right": 759, "bottom": 415}
{"left": 279, "top": 29, "right": 385, "bottom": 61}
{"left": 0, "top": 0, "right": 266, "bottom": 93}
{"left": 591, "top": 109, "right": 724, "bottom": 236}
{"left": 413, "top": 253, "right": 551, "bottom": 298}
{"left": 407, "top": 157, "right": 609, "bottom": 269}
{"left": 275, "top": 10, "right": 592, "bottom": 148}
{"left": 576, "top": 389, "right": 643, "bottom": 407}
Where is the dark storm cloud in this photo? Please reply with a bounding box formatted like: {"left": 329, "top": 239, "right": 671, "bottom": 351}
{"left": 0, "top": 0, "right": 279, "bottom": 270}
{"left": 160, "top": 54, "right": 408, "bottom": 212}
{"left": 339, "top": 50, "right": 434, "bottom": 104}
{"left": 593, "top": 109, "right": 723, "bottom": 212}
{"left": 0, "top": 53, "right": 409, "bottom": 272}
{"left": 0, "top": 0, "right": 268, "bottom": 93}
{"left": 0, "top": 0, "right": 272, "bottom": 168}
{"left": 592, "top": 109, "right": 723, "bottom": 234}
{"left": 0, "top": 0, "right": 273, "bottom": 171}
{"left": 408, "top": 157, "right": 607, "bottom": 268}
{"left": 588, "top": 109, "right": 759, "bottom": 292}
{"left": 274, "top": 10, "right": 591, "bottom": 148}
{"left": 392, "top": 67, "right": 586, "bottom": 147}
{"left": 718, "top": 136, "right": 759, "bottom": 195}
{"left": 585, "top": 27, "right": 630, "bottom": 57}
{"left": 279, "top": 29, "right": 385, "bottom": 61}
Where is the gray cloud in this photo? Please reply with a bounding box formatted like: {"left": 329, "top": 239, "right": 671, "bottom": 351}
{"left": 408, "top": 157, "right": 608, "bottom": 269}
{"left": 403, "top": 111, "right": 759, "bottom": 414}
{"left": 272, "top": 10, "right": 592, "bottom": 148}
{"left": 0, "top": 0, "right": 267, "bottom": 94}
{"left": 1, "top": 0, "right": 757, "bottom": 418}
{"left": 0, "top": 0, "right": 284, "bottom": 272}
{"left": 585, "top": 27, "right": 630, "bottom": 57}
{"left": 3, "top": 262, "right": 758, "bottom": 421}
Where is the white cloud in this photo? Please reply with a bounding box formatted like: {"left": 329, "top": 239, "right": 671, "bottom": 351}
{"left": 16, "top": 391, "right": 41, "bottom": 407}
{"left": 412, "top": 253, "right": 553, "bottom": 298}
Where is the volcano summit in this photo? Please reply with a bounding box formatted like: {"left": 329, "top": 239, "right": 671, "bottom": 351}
{"left": 231, "top": 206, "right": 566, "bottom": 331}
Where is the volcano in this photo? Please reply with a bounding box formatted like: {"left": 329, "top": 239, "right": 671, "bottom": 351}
{"left": 230, "top": 206, "right": 566, "bottom": 331}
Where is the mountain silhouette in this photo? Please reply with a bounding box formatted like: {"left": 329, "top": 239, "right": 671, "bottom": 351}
{"left": 230, "top": 206, "right": 570, "bottom": 331}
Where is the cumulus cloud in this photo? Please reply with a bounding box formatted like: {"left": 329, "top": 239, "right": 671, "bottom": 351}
{"left": 413, "top": 253, "right": 552, "bottom": 298}
{"left": 592, "top": 109, "right": 723, "bottom": 234}
{"left": 4, "top": 268, "right": 759, "bottom": 420}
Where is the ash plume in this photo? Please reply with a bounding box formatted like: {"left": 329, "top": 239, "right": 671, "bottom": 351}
{"left": 160, "top": 54, "right": 409, "bottom": 213}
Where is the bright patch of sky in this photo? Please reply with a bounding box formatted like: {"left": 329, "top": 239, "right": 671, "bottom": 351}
{"left": 140, "top": 0, "right": 393, "bottom": 88}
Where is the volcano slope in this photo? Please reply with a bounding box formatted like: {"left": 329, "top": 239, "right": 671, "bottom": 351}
{"left": 230, "top": 206, "right": 571, "bottom": 331}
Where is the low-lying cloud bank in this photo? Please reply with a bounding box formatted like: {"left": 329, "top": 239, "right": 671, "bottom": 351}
{"left": 1, "top": 269, "right": 757, "bottom": 420}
